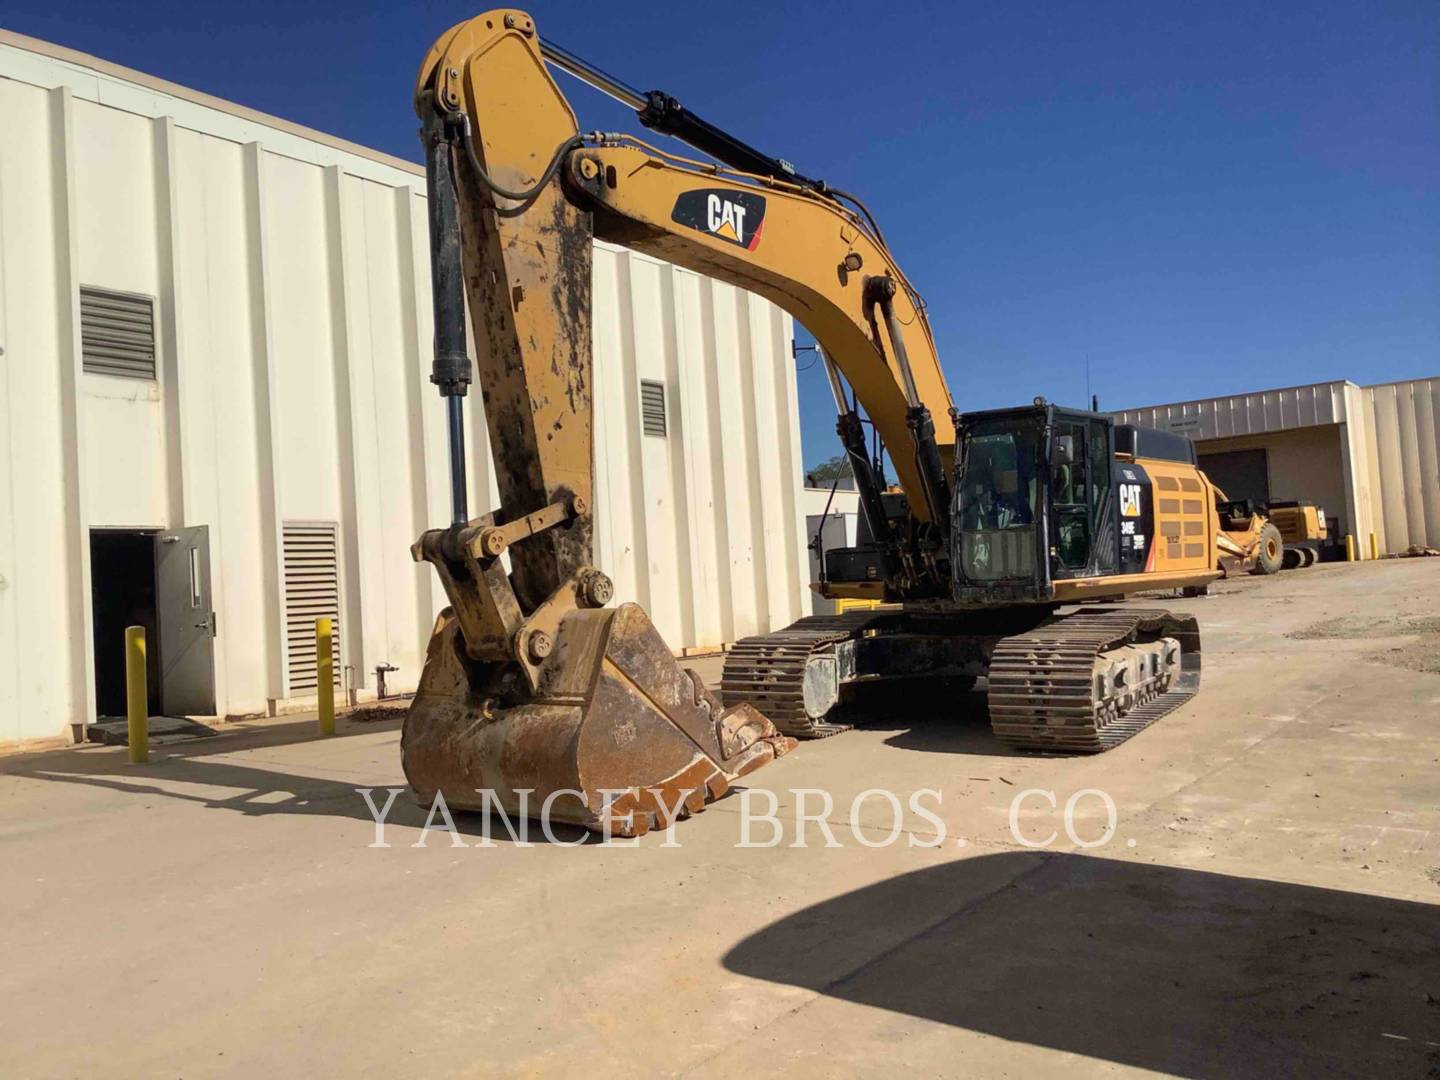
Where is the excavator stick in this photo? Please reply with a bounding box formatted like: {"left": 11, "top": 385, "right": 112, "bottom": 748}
{"left": 402, "top": 11, "right": 792, "bottom": 837}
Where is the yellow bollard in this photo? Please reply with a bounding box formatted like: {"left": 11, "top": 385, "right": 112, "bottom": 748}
{"left": 317, "top": 617, "right": 335, "bottom": 737}
{"left": 1345, "top": 534, "right": 1356, "bottom": 562}
{"left": 125, "top": 625, "right": 148, "bottom": 764}
{"left": 1369, "top": 533, "right": 1379, "bottom": 560}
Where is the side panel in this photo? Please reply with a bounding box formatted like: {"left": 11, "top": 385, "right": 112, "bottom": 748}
{"left": 73, "top": 100, "right": 170, "bottom": 531}
{"left": 1089, "top": 423, "right": 1119, "bottom": 575}
{"left": 1141, "top": 458, "right": 1216, "bottom": 573}
{"left": 1363, "top": 378, "right": 1440, "bottom": 552}
{"left": 1115, "top": 461, "right": 1156, "bottom": 575}
{"left": 171, "top": 132, "right": 271, "bottom": 715}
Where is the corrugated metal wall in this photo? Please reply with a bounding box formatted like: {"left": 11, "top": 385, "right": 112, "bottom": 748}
{"left": 1116, "top": 377, "right": 1440, "bottom": 556}
{"left": 1359, "top": 378, "right": 1440, "bottom": 553}
{"left": 0, "top": 35, "right": 809, "bottom": 742}
{"left": 1114, "top": 381, "right": 1350, "bottom": 440}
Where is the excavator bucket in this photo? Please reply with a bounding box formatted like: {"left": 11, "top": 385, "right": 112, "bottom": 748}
{"left": 403, "top": 14, "right": 792, "bottom": 837}
{"left": 404, "top": 604, "right": 793, "bottom": 836}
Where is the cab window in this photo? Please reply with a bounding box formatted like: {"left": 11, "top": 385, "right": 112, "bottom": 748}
{"left": 1052, "top": 423, "right": 1091, "bottom": 571}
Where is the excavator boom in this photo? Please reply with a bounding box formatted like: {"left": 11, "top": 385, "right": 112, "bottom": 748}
{"left": 403, "top": 12, "right": 797, "bottom": 837}
{"left": 417, "top": 11, "right": 960, "bottom": 591}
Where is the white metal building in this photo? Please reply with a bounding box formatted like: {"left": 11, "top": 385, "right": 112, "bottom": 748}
{"left": 1116, "top": 377, "right": 1440, "bottom": 556}
{"left": 0, "top": 32, "right": 810, "bottom": 746}
{"left": 800, "top": 484, "right": 860, "bottom": 615}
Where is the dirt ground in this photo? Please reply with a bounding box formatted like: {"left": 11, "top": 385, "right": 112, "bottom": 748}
{"left": 1, "top": 558, "right": 1438, "bottom": 1078}
{"left": 1286, "top": 609, "right": 1440, "bottom": 674}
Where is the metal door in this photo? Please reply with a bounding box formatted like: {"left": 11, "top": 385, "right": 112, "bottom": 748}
{"left": 154, "top": 525, "right": 216, "bottom": 715}
{"left": 1198, "top": 449, "right": 1269, "bottom": 505}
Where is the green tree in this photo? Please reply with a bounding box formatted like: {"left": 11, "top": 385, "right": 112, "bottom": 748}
{"left": 806, "top": 454, "right": 852, "bottom": 485}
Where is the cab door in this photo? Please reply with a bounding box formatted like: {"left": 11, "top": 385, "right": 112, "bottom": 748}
{"left": 1049, "top": 418, "right": 1118, "bottom": 578}
{"left": 1050, "top": 420, "right": 1091, "bottom": 576}
{"left": 1088, "top": 422, "right": 1118, "bottom": 574}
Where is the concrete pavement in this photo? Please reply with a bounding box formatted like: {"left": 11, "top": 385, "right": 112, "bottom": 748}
{"left": 1, "top": 558, "right": 1437, "bottom": 1077}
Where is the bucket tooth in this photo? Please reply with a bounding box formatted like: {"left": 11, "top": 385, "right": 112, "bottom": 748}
{"left": 403, "top": 603, "right": 795, "bottom": 838}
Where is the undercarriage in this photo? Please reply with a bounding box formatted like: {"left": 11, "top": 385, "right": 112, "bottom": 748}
{"left": 722, "top": 606, "right": 1201, "bottom": 752}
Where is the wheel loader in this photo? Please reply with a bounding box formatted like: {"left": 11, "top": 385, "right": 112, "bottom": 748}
{"left": 404, "top": 10, "right": 1281, "bottom": 835}
{"left": 1263, "top": 500, "right": 1337, "bottom": 567}
{"left": 1217, "top": 497, "right": 1331, "bottom": 568}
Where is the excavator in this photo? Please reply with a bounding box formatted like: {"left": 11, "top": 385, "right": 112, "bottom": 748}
{"left": 404, "top": 10, "right": 1280, "bottom": 836}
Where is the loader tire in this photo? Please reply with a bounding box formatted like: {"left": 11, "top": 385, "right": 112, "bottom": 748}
{"left": 1282, "top": 547, "right": 1303, "bottom": 570}
{"left": 1254, "top": 523, "right": 1284, "bottom": 575}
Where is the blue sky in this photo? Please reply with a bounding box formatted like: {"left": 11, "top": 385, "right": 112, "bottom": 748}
{"left": 7, "top": 0, "right": 1436, "bottom": 469}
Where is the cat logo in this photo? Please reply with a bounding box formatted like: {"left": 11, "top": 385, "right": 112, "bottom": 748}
{"left": 670, "top": 189, "right": 767, "bottom": 250}
{"left": 1119, "top": 483, "right": 1143, "bottom": 517}
{"left": 707, "top": 194, "right": 748, "bottom": 241}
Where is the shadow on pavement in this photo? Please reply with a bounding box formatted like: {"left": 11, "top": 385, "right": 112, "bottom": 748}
{"left": 843, "top": 683, "right": 1018, "bottom": 757}
{"left": 723, "top": 851, "right": 1440, "bottom": 1077}
{"left": 1, "top": 713, "right": 593, "bottom": 844}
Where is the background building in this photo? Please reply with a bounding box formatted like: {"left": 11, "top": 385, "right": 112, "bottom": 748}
{"left": 0, "top": 32, "right": 810, "bottom": 746}
{"left": 801, "top": 483, "right": 861, "bottom": 615}
{"left": 1116, "top": 377, "right": 1440, "bottom": 556}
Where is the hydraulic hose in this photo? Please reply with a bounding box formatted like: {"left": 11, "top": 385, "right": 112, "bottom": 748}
{"left": 457, "top": 118, "right": 584, "bottom": 217}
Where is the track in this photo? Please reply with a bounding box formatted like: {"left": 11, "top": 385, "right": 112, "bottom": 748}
{"left": 719, "top": 611, "right": 893, "bottom": 738}
{"left": 722, "top": 606, "right": 1201, "bottom": 752}
{"left": 986, "top": 608, "right": 1201, "bottom": 753}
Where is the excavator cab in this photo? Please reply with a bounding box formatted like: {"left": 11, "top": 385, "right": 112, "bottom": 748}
{"left": 952, "top": 403, "right": 1120, "bottom": 604}
{"left": 820, "top": 402, "right": 1127, "bottom": 605}
{"left": 953, "top": 408, "right": 1044, "bottom": 593}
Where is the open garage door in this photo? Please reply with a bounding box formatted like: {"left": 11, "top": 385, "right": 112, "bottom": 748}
{"left": 1198, "top": 448, "right": 1269, "bottom": 505}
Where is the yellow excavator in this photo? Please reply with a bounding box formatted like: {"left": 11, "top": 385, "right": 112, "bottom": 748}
{"left": 404, "top": 10, "right": 1279, "bottom": 836}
